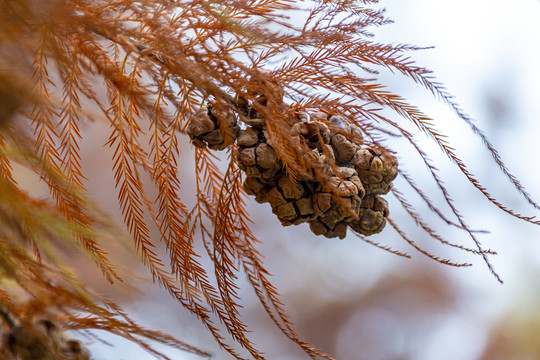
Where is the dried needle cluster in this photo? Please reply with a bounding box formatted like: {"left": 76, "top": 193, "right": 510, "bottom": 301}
{"left": 188, "top": 97, "right": 398, "bottom": 239}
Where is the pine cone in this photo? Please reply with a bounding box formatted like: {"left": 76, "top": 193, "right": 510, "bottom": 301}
{"left": 349, "top": 195, "right": 389, "bottom": 236}
{"left": 302, "top": 145, "right": 335, "bottom": 180}
{"left": 243, "top": 176, "right": 272, "bottom": 203}
{"left": 291, "top": 121, "right": 331, "bottom": 150}
{"left": 267, "top": 175, "right": 317, "bottom": 226}
{"left": 353, "top": 146, "right": 398, "bottom": 195}
{"left": 289, "top": 118, "right": 337, "bottom": 181}
{"left": 327, "top": 115, "right": 364, "bottom": 166}
{"left": 307, "top": 167, "right": 365, "bottom": 239}
{"left": 187, "top": 102, "right": 239, "bottom": 150}
{"left": 330, "top": 133, "right": 360, "bottom": 165}
{"left": 237, "top": 127, "right": 282, "bottom": 181}
{"left": 328, "top": 115, "right": 363, "bottom": 144}
{"left": 60, "top": 339, "right": 90, "bottom": 360}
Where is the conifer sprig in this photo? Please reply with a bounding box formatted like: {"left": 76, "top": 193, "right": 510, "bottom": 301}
{"left": 0, "top": 0, "right": 537, "bottom": 359}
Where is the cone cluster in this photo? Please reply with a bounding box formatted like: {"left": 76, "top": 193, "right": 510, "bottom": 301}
{"left": 187, "top": 100, "right": 398, "bottom": 239}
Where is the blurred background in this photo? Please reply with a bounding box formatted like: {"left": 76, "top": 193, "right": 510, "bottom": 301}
{"left": 17, "top": 0, "right": 540, "bottom": 359}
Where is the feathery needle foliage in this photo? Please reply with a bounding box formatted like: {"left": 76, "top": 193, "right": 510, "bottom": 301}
{"left": 0, "top": 0, "right": 538, "bottom": 359}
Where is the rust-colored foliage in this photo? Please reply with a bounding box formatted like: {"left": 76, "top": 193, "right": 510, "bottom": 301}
{"left": 0, "top": 0, "right": 538, "bottom": 359}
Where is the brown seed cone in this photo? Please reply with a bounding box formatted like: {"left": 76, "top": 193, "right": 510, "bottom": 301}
{"left": 266, "top": 175, "right": 317, "bottom": 226}
{"left": 286, "top": 117, "right": 335, "bottom": 182}
{"left": 291, "top": 121, "right": 331, "bottom": 150}
{"left": 349, "top": 195, "right": 389, "bottom": 236}
{"left": 243, "top": 176, "right": 274, "bottom": 203}
{"left": 236, "top": 126, "right": 260, "bottom": 147}
{"left": 353, "top": 146, "right": 398, "bottom": 195}
{"left": 305, "top": 167, "right": 365, "bottom": 239}
{"left": 325, "top": 221, "right": 349, "bottom": 239}
{"left": 330, "top": 133, "right": 360, "bottom": 165}
{"left": 328, "top": 115, "right": 364, "bottom": 145}
{"left": 60, "top": 339, "right": 91, "bottom": 360}
{"left": 323, "top": 167, "right": 365, "bottom": 210}
{"left": 309, "top": 219, "right": 348, "bottom": 239}
{"left": 237, "top": 127, "right": 282, "bottom": 182}
{"left": 301, "top": 146, "right": 335, "bottom": 181}
{"left": 324, "top": 115, "right": 364, "bottom": 166}
{"left": 309, "top": 191, "right": 361, "bottom": 238}
{"left": 187, "top": 104, "right": 239, "bottom": 150}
